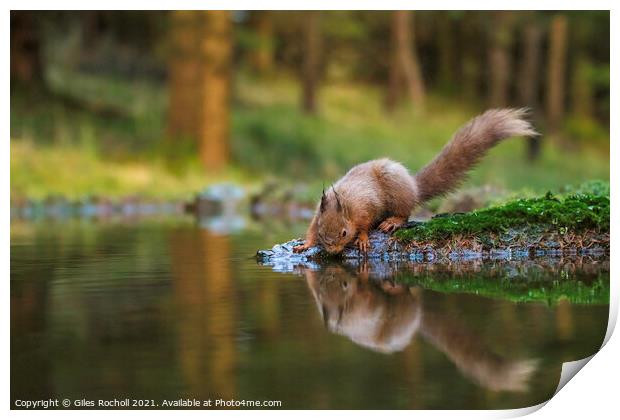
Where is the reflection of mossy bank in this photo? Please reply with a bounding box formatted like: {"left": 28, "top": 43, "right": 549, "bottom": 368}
{"left": 258, "top": 251, "right": 610, "bottom": 305}
{"left": 392, "top": 259, "right": 609, "bottom": 305}
{"left": 394, "top": 184, "right": 609, "bottom": 255}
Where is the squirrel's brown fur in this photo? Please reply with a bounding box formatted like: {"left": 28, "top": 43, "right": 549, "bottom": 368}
{"left": 293, "top": 108, "right": 538, "bottom": 254}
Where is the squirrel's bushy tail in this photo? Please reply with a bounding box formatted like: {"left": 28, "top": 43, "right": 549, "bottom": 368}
{"left": 414, "top": 108, "right": 538, "bottom": 202}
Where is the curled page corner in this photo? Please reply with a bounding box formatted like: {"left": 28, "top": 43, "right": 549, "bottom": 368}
{"left": 502, "top": 355, "right": 598, "bottom": 418}
{"left": 602, "top": 296, "right": 618, "bottom": 348}
{"left": 552, "top": 298, "right": 616, "bottom": 397}
{"left": 554, "top": 355, "right": 595, "bottom": 396}
{"left": 500, "top": 401, "right": 547, "bottom": 418}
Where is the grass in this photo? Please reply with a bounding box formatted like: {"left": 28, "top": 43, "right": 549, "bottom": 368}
{"left": 10, "top": 141, "right": 252, "bottom": 200}
{"left": 394, "top": 185, "right": 610, "bottom": 243}
{"left": 10, "top": 69, "right": 610, "bottom": 200}
{"left": 233, "top": 73, "right": 609, "bottom": 194}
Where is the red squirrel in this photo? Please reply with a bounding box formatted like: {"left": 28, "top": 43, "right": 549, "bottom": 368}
{"left": 293, "top": 108, "right": 538, "bottom": 254}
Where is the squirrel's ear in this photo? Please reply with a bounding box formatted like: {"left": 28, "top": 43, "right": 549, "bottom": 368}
{"left": 333, "top": 187, "right": 349, "bottom": 217}
{"left": 333, "top": 187, "right": 343, "bottom": 213}
{"left": 320, "top": 187, "right": 327, "bottom": 212}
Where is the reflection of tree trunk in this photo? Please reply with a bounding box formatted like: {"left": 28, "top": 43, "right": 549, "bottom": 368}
{"left": 10, "top": 11, "right": 44, "bottom": 85}
{"left": 555, "top": 299, "right": 574, "bottom": 341}
{"left": 199, "top": 230, "right": 235, "bottom": 399}
{"left": 546, "top": 15, "right": 568, "bottom": 134}
{"left": 488, "top": 12, "right": 513, "bottom": 108}
{"left": 197, "top": 11, "right": 232, "bottom": 172}
{"left": 302, "top": 11, "right": 321, "bottom": 114}
{"left": 169, "top": 229, "right": 236, "bottom": 399}
{"left": 386, "top": 11, "right": 425, "bottom": 112}
{"left": 518, "top": 21, "right": 543, "bottom": 161}
{"left": 256, "top": 271, "right": 281, "bottom": 337}
{"left": 401, "top": 338, "right": 423, "bottom": 409}
{"left": 11, "top": 277, "right": 52, "bottom": 403}
{"left": 250, "top": 11, "right": 274, "bottom": 74}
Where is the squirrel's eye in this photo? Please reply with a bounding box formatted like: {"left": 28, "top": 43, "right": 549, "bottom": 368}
{"left": 341, "top": 229, "right": 347, "bottom": 237}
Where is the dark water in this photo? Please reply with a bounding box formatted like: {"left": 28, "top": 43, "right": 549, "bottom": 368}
{"left": 11, "top": 217, "right": 609, "bottom": 409}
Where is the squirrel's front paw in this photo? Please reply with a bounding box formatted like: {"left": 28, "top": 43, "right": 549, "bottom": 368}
{"left": 355, "top": 233, "right": 370, "bottom": 254}
{"left": 293, "top": 243, "right": 309, "bottom": 253}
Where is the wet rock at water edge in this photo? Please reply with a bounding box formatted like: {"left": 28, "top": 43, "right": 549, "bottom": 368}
{"left": 256, "top": 229, "right": 609, "bottom": 271}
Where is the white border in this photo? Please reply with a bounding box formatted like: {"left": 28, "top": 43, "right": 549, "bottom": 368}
{"left": 3, "top": 1, "right": 618, "bottom": 10}
{"left": 4, "top": 2, "right": 616, "bottom": 419}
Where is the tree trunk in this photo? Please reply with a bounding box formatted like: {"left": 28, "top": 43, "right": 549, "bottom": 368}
{"left": 386, "top": 11, "right": 425, "bottom": 112}
{"left": 168, "top": 11, "right": 201, "bottom": 141}
{"left": 167, "top": 11, "right": 232, "bottom": 173}
{"left": 10, "top": 11, "right": 44, "bottom": 86}
{"left": 197, "top": 11, "right": 232, "bottom": 172}
{"left": 517, "top": 21, "right": 543, "bottom": 161}
{"left": 460, "top": 12, "right": 481, "bottom": 101}
{"left": 569, "top": 20, "right": 595, "bottom": 121}
{"left": 302, "top": 11, "right": 321, "bottom": 114}
{"left": 546, "top": 15, "right": 568, "bottom": 134}
{"left": 436, "top": 13, "right": 455, "bottom": 92}
{"left": 488, "top": 12, "right": 513, "bottom": 108}
{"left": 250, "top": 11, "right": 274, "bottom": 74}
{"left": 385, "top": 12, "right": 404, "bottom": 112}
{"left": 570, "top": 56, "right": 594, "bottom": 120}
{"left": 80, "top": 11, "right": 104, "bottom": 50}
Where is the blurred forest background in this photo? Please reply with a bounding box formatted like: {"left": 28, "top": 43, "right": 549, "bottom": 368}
{"left": 10, "top": 11, "right": 610, "bottom": 202}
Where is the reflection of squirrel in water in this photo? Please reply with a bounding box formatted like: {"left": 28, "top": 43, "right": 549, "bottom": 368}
{"left": 304, "top": 264, "right": 538, "bottom": 392}
{"left": 293, "top": 108, "right": 537, "bottom": 254}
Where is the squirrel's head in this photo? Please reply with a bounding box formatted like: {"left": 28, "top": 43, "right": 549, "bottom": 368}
{"left": 316, "top": 187, "right": 356, "bottom": 254}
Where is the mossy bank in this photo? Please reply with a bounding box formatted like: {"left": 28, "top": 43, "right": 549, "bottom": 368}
{"left": 257, "top": 182, "right": 610, "bottom": 264}
{"left": 393, "top": 187, "right": 609, "bottom": 256}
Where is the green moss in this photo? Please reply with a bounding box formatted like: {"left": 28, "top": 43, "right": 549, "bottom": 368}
{"left": 395, "top": 188, "right": 610, "bottom": 243}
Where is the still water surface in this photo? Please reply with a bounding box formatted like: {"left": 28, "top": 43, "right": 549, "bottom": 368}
{"left": 10, "top": 217, "right": 609, "bottom": 409}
